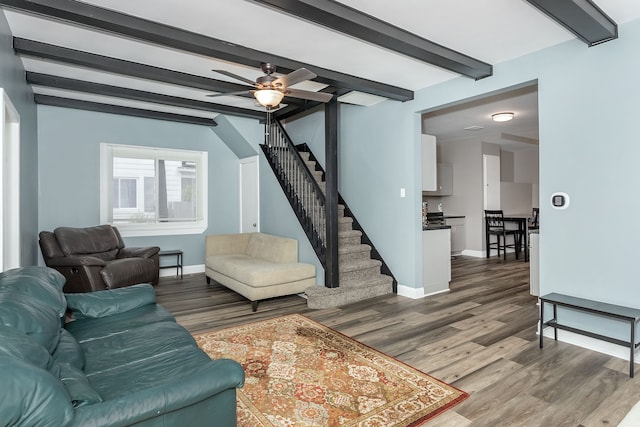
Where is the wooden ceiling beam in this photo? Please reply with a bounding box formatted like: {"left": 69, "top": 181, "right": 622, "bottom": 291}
{"left": 35, "top": 94, "right": 219, "bottom": 127}
{"left": 26, "top": 72, "right": 266, "bottom": 120}
{"left": 248, "top": 0, "right": 493, "bottom": 80}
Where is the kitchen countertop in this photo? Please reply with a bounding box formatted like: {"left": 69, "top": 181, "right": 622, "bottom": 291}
{"left": 423, "top": 225, "right": 451, "bottom": 231}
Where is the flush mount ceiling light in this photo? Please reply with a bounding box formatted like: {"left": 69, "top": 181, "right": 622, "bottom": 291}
{"left": 492, "top": 112, "right": 514, "bottom": 122}
{"left": 254, "top": 89, "right": 285, "bottom": 108}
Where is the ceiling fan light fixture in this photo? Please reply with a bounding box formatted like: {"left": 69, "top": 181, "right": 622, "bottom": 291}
{"left": 492, "top": 112, "right": 514, "bottom": 122}
{"left": 254, "top": 89, "right": 284, "bottom": 108}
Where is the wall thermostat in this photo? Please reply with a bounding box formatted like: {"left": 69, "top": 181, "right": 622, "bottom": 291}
{"left": 551, "top": 192, "right": 570, "bottom": 210}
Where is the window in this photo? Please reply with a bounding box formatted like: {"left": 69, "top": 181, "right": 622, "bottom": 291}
{"left": 100, "top": 144, "right": 207, "bottom": 236}
{"left": 113, "top": 178, "right": 137, "bottom": 209}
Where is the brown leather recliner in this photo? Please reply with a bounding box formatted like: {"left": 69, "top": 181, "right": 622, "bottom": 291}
{"left": 39, "top": 225, "right": 160, "bottom": 293}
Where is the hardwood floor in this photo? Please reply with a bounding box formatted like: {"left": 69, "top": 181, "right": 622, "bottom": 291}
{"left": 155, "top": 255, "right": 640, "bottom": 426}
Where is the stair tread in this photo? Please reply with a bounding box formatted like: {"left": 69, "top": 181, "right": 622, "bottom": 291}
{"left": 339, "top": 229, "right": 362, "bottom": 237}
{"left": 338, "top": 244, "right": 371, "bottom": 254}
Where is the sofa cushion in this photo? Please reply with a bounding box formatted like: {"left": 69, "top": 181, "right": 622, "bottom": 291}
{"left": 0, "top": 324, "right": 52, "bottom": 369}
{"left": 0, "top": 266, "right": 67, "bottom": 317}
{"left": 0, "top": 293, "right": 62, "bottom": 353}
{"left": 65, "top": 283, "right": 156, "bottom": 319}
{"left": 65, "top": 303, "right": 176, "bottom": 343}
{"left": 207, "top": 254, "right": 315, "bottom": 287}
{"left": 85, "top": 345, "right": 215, "bottom": 401}
{"left": 52, "top": 328, "right": 85, "bottom": 371}
{"left": 0, "top": 356, "right": 74, "bottom": 427}
{"left": 54, "top": 225, "right": 122, "bottom": 256}
{"left": 80, "top": 321, "right": 199, "bottom": 374}
{"left": 53, "top": 363, "right": 103, "bottom": 408}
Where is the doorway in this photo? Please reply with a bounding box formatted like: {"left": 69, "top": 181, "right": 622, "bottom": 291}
{"left": 239, "top": 156, "right": 259, "bottom": 233}
{"left": 0, "top": 89, "right": 21, "bottom": 270}
{"left": 421, "top": 82, "right": 539, "bottom": 257}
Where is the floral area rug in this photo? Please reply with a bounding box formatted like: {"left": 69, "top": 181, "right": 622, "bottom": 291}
{"left": 194, "top": 314, "right": 468, "bottom": 427}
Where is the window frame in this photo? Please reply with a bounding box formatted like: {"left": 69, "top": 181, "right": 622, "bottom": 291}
{"left": 100, "top": 143, "right": 208, "bottom": 237}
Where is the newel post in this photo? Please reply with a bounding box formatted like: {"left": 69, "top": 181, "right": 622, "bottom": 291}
{"left": 324, "top": 98, "right": 339, "bottom": 288}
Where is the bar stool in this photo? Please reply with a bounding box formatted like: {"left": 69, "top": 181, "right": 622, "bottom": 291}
{"left": 485, "top": 210, "right": 520, "bottom": 261}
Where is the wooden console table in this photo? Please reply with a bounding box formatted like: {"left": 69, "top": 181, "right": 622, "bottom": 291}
{"left": 539, "top": 292, "right": 640, "bottom": 377}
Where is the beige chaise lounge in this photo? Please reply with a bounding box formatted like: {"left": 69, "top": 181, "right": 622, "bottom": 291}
{"left": 205, "top": 233, "right": 316, "bottom": 311}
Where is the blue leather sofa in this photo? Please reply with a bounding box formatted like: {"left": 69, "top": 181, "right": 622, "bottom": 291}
{"left": 0, "top": 266, "right": 244, "bottom": 427}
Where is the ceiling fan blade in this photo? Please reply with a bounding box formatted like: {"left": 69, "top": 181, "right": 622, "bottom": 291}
{"left": 273, "top": 68, "right": 317, "bottom": 88}
{"left": 206, "top": 90, "right": 253, "bottom": 97}
{"left": 285, "top": 88, "right": 333, "bottom": 103}
{"left": 211, "top": 70, "right": 256, "bottom": 86}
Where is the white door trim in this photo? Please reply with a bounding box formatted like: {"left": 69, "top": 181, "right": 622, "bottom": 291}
{"left": 0, "top": 89, "right": 21, "bottom": 270}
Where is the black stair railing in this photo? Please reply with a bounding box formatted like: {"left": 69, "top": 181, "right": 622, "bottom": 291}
{"left": 260, "top": 119, "right": 328, "bottom": 268}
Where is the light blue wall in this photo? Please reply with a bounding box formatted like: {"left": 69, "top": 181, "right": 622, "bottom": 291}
{"left": 0, "top": 11, "right": 39, "bottom": 265}
{"left": 37, "top": 106, "right": 256, "bottom": 267}
{"left": 303, "top": 17, "right": 640, "bottom": 337}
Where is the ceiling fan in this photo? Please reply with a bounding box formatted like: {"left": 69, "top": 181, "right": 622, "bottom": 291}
{"left": 207, "top": 63, "right": 333, "bottom": 108}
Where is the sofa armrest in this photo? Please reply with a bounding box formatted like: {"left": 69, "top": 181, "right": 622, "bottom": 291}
{"left": 45, "top": 256, "right": 107, "bottom": 268}
{"left": 118, "top": 246, "right": 160, "bottom": 259}
{"left": 99, "top": 258, "right": 156, "bottom": 289}
{"left": 68, "top": 358, "right": 244, "bottom": 427}
{"left": 65, "top": 284, "right": 156, "bottom": 320}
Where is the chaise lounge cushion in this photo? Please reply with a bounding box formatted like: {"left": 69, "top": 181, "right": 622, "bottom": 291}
{"left": 206, "top": 254, "right": 315, "bottom": 287}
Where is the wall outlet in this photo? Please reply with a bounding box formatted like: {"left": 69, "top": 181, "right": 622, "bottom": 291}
{"left": 400, "top": 188, "right": 406, "bottom": 198}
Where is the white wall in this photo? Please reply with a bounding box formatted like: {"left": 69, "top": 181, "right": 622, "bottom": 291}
{"left": 514, "top": 149, "right": 539, "bottom": 208}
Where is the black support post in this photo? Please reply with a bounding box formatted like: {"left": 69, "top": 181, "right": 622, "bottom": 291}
{"left": 324, "top": 99, "right": 339, "bottom": 288}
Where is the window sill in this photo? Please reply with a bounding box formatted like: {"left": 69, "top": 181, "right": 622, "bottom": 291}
{"left": 113, "top": 221, "right": 207, "bottom": 237}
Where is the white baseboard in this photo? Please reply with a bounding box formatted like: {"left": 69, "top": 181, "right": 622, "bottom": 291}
{"left": 463, "top": 248, "right": 524, "bottom": 258}
{"left": 540, "top": 326, "right": 639, "bottom": 363}
{"left": 397, "top": 284, "right": 423, "bottom": 299}
{"left": 397, "top": 284, "right": 449, "bottom": 299}
{"left": 159, "top": 263, "right": 205, "bottom": 278}
{"left": 462, "top": 249, "right": 484, "bottom": 258}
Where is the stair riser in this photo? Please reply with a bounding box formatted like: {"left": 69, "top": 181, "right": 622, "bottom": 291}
{"left": 338, "top": 221, "right": 353, "bottom": 232}
{"left": 339, "top": 249, "right": 372, "bottom": 263}
{"left": 339, "top": 265, "right": 381, "bottom": 283}
{"left": 306, "top": 283, "right": 393, "bottom": 309}
{"left": 339, "top": 235, "right": 362, "bottom": 246}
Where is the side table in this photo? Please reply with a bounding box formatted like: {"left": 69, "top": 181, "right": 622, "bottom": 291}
{"left": 159, "top": 250, "right": 183, "bottom": 279}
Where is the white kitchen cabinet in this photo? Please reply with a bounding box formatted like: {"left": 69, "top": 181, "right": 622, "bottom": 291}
{"left": 424, "top": 163, "right": 452, "bottom": 196}
{"left": 421, "top": 134, "right": 437, "bottom": 191}
{"left": 422, "top": 228, "right": 451, "bottom": 295}
{"left": 445, "top": 217, "right": 465, "bottom": 254}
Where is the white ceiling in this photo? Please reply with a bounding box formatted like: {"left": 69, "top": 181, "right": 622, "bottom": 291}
{"left": 3, "top": 0, "right": 640, "bottom": 141}
{"left": 422, "top": 84, "right": 540, "bottom": 151}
